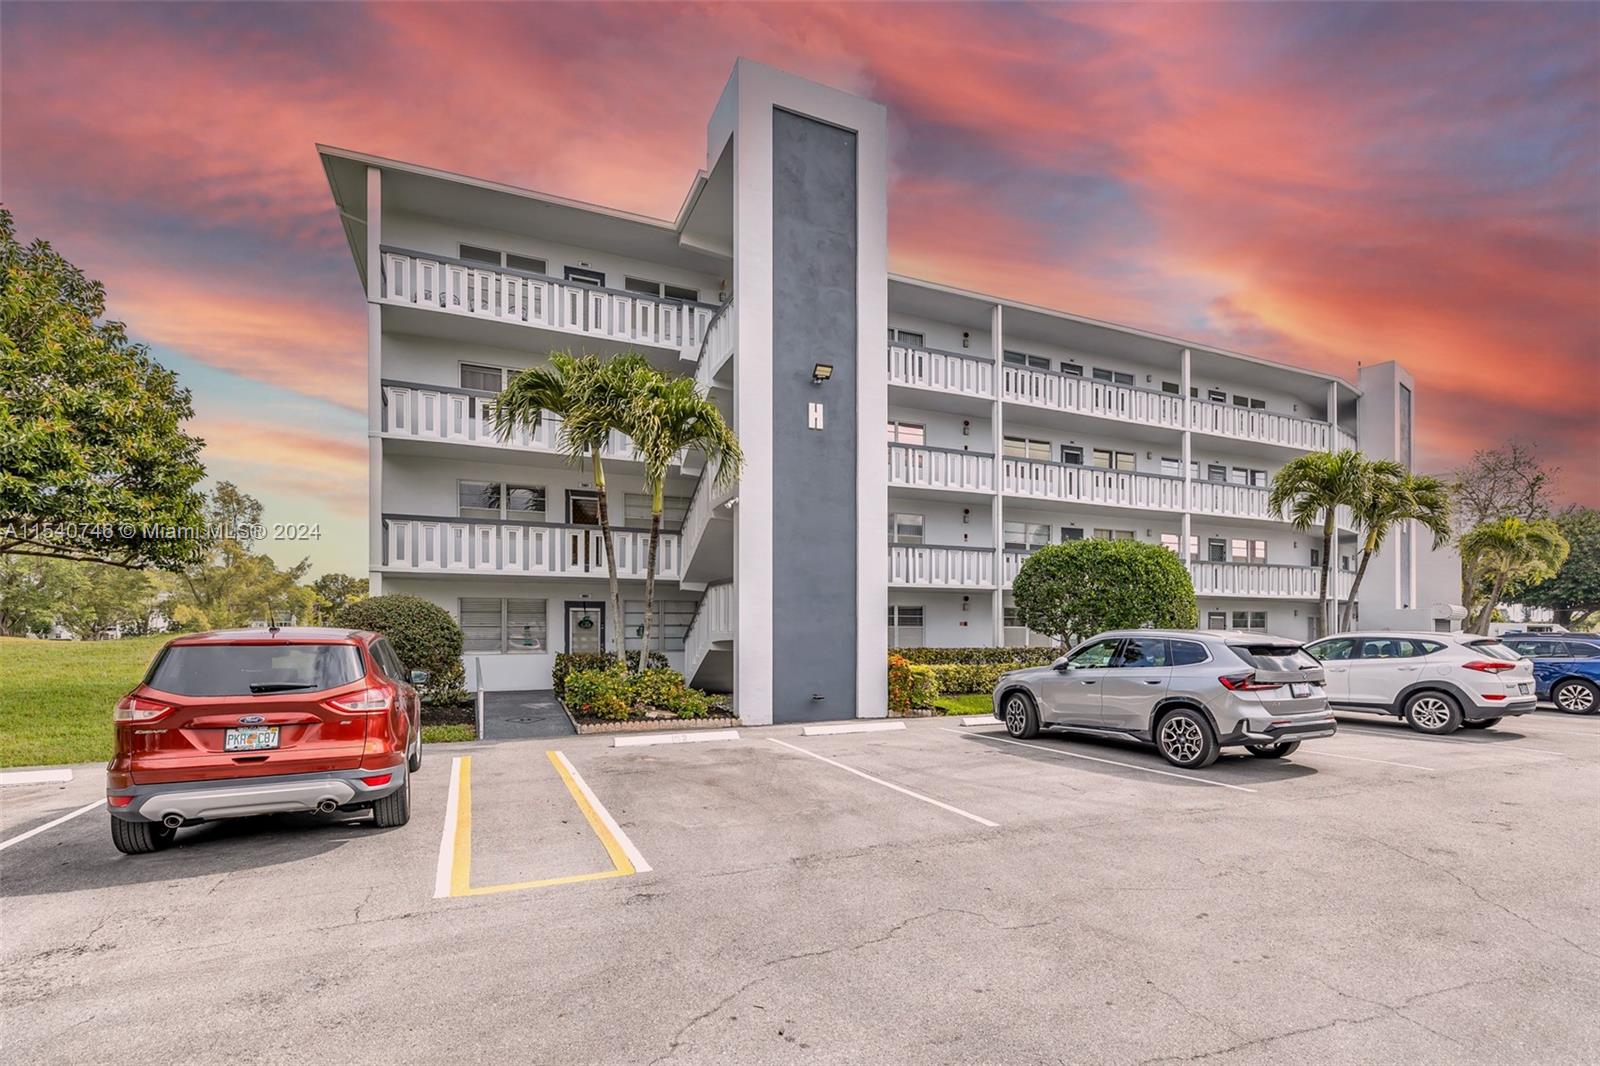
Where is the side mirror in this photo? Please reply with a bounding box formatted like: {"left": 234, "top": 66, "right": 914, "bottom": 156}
{"left": 409, "top": 669, "right": 431, "bottom": 685}
{"left": 1052, "top": 658, "right": 1074, "bottom": 673}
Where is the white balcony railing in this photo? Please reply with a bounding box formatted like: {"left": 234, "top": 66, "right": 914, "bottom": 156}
{"left": 684, "top": 581, "right": 735, "bottom": 681}
{"left": 1189, "top": 398, "right": 1330, "bottom": 451}
{"left": 383, "top": 516, "right": 679, "bottom": 580}
{"left": 1001, "top": 459, "right": 1184, "bottom": 511}
{"left": 694, "top": 300, "right": 735, "bottom": 388}
{"left": 1335, "top": 426, "right": 1358, "bottom": 453}
{"left": 1001, "top": 366, "right": 1185, "bottom": 429}
{"left": 888, "top": 444, "right": 995, "bottom": 493}
{"left": 888, "top": 344, "right": 994, "bottom": 399}
{"left": 1002, "top": 550, "right": 1029, "bottom": 587}
{"left": 1190, "top": 561, "right": 1355, "bottom": 600}
{"left": 1189, "top": 479, "right": 1273, "bottom": 522}
{"left": 680, "top": 471, "right": 737, "bottom": 571}
{"left": 889, "top": 544, "right": 995, "bottom": 588}
{"left": 380, "top": 247, "right": 716, "bottom": 357}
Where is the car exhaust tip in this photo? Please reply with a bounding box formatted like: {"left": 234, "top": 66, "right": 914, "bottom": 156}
{"left": 315, "top": 799, "right": 338, "bottom": 815}
{"left": 161, "top": 814, "right": 184, "bottom": 830}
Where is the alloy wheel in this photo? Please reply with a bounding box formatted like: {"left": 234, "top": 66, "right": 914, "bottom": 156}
{"left": 1556, "top": 682, "right": 1595, "bottom": 713}
{"left": 1159, "top": 716, "right": 1204, "bottom": 763}
{"left": 1410, "top": 696, "right": 1452, "bottom": 730}
{"left": 1004, "top": 695, "right": 1029, "bottom": 734}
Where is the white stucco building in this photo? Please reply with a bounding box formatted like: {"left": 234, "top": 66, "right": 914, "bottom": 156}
{"left": 319, "top": 60, "right": 1461, "bottom": 724}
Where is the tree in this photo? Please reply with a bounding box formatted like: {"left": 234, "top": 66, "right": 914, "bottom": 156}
{"left": 493, "top": 351, "right": 651, "bottom": 666}
{"left": 1012, "top": 540, "right": 1197, "bottom": 646}
{"left": 1268, "top": 449, "right": 1369, "bottom": 636}
{"left": 169, "top": 482, "right": 313, "bottom": 629}
{"left": 56, "top": 563, "right": 161, "bottom": 639}
{"left": 624, "top": 372, "right": 741, "bottom": 671}
{"left": 0, "top": 555, "right": 79, "bottom": 636}
{"left": 1459, "top": 517, "right": 1569, "bottom": 634}
{"left": 0, "top": 209, "right": 207, "bottom": 571}
{"left": 1341, "top": 468, "right": 1452, "bottom": 630}
{"left": 311, "top": 572, "right": 368, "bottom": 623}
{"left": 334, "top": 594, "right": 464, "bottom": 698}
{"left": 1516, "top": 506, "right": 1599, "bottom": 627}
{"left": 1451, "top": 440, "right": 1557, "bottom": 531}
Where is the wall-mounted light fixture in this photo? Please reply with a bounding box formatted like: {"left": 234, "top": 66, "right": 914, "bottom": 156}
{"left": 1146, "top": 373, "right": 1153, "bottom": 383}
{"left": 962, "top": 507, "right": 971, "bottom": 524}
{"left": 962, "top": 331, "right": 971, "bottom": 349}
{"left": 962, "top": 595, "right": 970, "bottom": 611}
{"left": 962, "top": 419, "right": 971, "bottom": 436}
{"left": 811, "top": 362, "right": 834, "bottom": 384}
{"left": 1146, "top": 450, "right": 1153, "bottom": 460}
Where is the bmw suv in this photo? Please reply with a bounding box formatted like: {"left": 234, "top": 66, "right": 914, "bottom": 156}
{"left": 992, "top": 630, "right": 1335, "bottom": 769}
{"left": 106, "top": 627, "right": 422, "bottom": 854}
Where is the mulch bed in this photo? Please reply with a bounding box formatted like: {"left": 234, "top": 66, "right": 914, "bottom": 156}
{"left": 422, "top": 702, "right": 475, "bottom": 727}
{"left": 559, "top": 700, "right": 741, "bottom": 735}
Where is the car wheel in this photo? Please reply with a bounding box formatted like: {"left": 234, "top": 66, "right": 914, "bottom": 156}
{"left": 110, "top": 816, "right": 176, "bottom": 855}
{"left": 1552, "top": 678, "right": 1598, "bottom": 715}
{"left": 1002, "top": 691, "right": 1040, "bottom": 739}
{"left": 1402, "top": 691, "right": 1462, "bottom": 734}
{"left": 407, "top": 726, "right": 422, "bottom": 773}
{"left": 1246, "top": 740, "right": 1301, "bottom": 758}
{"left": 1462, "top": 718, "right": 1501, "bottom": 730}
{"left": 371, "top": 773, "right": 411, "bottom": 829}
{"left": 1155, "top": 708, "right": 1219, "bottom": 768}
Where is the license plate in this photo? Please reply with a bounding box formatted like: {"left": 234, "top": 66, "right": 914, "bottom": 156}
{"left": 1291, "top": 683, "right": 1312, "bottom": 698}
{"left": 224, "top": 726, "right": 279, "bottom": 752}
{"left": 1518, "top": 683, "right": 1531, "bottom": 695}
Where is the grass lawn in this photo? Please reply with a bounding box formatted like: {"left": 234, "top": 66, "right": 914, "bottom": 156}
{"left": 0, "top": 634, "right": 168, "bottom": 768}
{"left": 932, "top": 693, "right": 994, "bottom": 716}
{"left": 422, "top": 723, "right": 475, "bottom": 744}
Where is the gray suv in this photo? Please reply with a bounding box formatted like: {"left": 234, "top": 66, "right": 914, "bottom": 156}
{"left": 992, "top": 630, "right": 1336, "bottom": 768}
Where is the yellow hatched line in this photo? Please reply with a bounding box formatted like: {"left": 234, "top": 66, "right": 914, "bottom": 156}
{"left": 438, "top": 751, "right": 645, "bottom": 898}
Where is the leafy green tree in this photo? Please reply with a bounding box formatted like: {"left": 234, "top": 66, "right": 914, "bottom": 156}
{"left": 1341, "top": 469, "right": 1453, "bottom": 629}
{"left": 624, "top": 371, "right": 741, "bottom": 670}
{"left": 170, "top": 482, "right": 313, "bottom": 629}
{"left": 0, "top": 555, "right": 80, "bottom": 635}
{"left": 1269, "top": 449, "right": 1369, "bottom": 636}
{"left": 1514, "top": 506, "right": 1598, "bottom": 628}
{"left": 57, "top": 564, "right": 161, "bottom": 639}
{"left": 1012, "top": 540, "right": 1197, "bottom": 647}
{"left": 311, "top": 572, "right": 368, "bottom": 623}
{"left": 1460, "top": 517, "right": 1569, "bottom": 633}
{"left": 0, "top": 209, "right": 207, "bottom": 570}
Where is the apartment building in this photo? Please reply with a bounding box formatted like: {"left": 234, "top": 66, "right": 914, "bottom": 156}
{"left": 319, "top": 60, "right": 1460, "bottom": 724}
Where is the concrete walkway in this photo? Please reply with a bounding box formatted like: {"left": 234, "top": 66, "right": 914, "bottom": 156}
{"left": 480, "top": 690, "right": 576, "bottom": 740}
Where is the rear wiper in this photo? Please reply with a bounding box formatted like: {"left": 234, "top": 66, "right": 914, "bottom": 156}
{"left": 249, "top": 683, "right": 318, "bottom": 693}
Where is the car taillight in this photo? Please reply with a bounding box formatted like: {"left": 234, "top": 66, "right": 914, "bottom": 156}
{"left": 1219, "top": 672, "right": 1282, "bottom": 691}
{"left": 329, "top": 687, "right": 393, "bottom": 712}
{"left": 113, "top": 695, "right": 172, "bottom": 722}
{"left": 108, "top": 795, "right": 134, "bottom": 808}
{"left": 1462, "top": 661, "right": 1517, "bottom": 673}
{"left": 361, "top": 774, "right": 392, "bottom": 787}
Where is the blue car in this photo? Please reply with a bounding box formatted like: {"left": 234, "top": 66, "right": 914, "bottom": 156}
{"left": 1501, "top": 633, "right": 1600, "bottom": 714}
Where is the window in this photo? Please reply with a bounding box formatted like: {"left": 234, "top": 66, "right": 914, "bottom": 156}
{"left": 1506, "top": 639, "right": 1558, "bottom": 658}
{"left": 1206, "top": 464, "right": 1227, "bottom": 482}
{"left": 1310, "top": 548, "right": 1321, "bottom": 568}
{"left": 1563, "top": 642, "right": 1600, "bottom": 658}
{"left": 888, "top": 328, "right": 925, "bottom": 346}
{"left": 374, "top": 638, "right": 407, "bottom": 680}
{"left": 1092, "top": 367, "right": 1135, "bottom": 386}
{"left": 460, "top": 363, "right": 505, "bottom": 393}
{"left": 1115, "top": 638, "right": 1169, "bottom": 668}
{"left": 1161, "top": 381, "right": 1180, "bottom": 395}
{"left": 506, "top": 253, "right": 546, "bottom": 274}
{"left": 1207, "top": 538, "right": 1227, "bottom": 563}
{"left": 1068, "top": 638, "right": 1121, "bottom": 668}
{"left": 1004, "top": 521, "right": 1051, "bottom": 551}
{"left": 460, "top": 598, "right": 548, "bottom": 654}
{"left": 1004, "top": 436, "right": 1051, "bottom": 461}
{"left": 1205, "top": 611, "right": 1228, "bottom": 630}
{"left": 1060, "top": 526, "right": 1084, "bottom": 541}
{"left": 1060, "top": 444, "right": 1084, "bottom": 466}
{"left": 889, "top": 513, "right": 926, "bottom": 545}
{"left": 1231, "top": 610, "right": 1268, "bottom": 632}
{"left": 1091, "top": 449, "right": 1135, "bottom": 472}
{"left": 1160, "top": 456, "right": 1182, "bottom": 477}
{"left": 458, "top": 481, "right": 502, "bottom": 521}
{"left": 623, "top": 277, "right": 699, "bottom": 302}
{"left": 1230, "top": 539, "right": 1267, "bottom": 563}
{"left": 1093, "top": 528, "right": 1135, "bottom": 541}
{"left": 1004, "top": 350, "right": 1050, "bottom": 370}
{"left": 1399, "top": 382, "right": 1414, "bottom": 468}
{"left": 624, "top": 494, "right": 691, "bottom": 528}
{"left": 504, "top": 485, "right": 545, "bottom": 521}
{"left": 145, "top": 643, "right": 365, "bottom": 697}
{"left": 1061, "top": 361, "right": 1083, "bottom": 377}
{"left": 564, "top": 266, "right": 605, "bottom": 287}
{"left": 1229, "top": 467, "right": 1268, "bottom": 487}
{"left": 1161, "top": 533, "right": 1199, "bottom": 558}
{"left": 1207, "top": 388, "right": 1227, "bottom": 403}
{"left": 458, "top": 481, "right": 545, "bottom": 522}
{"left": 459, "top": 244, "right": 501, "bottom": 265}
{"left": 886, "top": 420, "right": 926, "bottom": 446}
{"left": 623, "top": 599, "right": 695, "bottom": 652}
{"left": 1170, "top": 640, "right": 1210, "bottom": 666}
{"left": 458, "top": 245, "right": 545, "bottom": 274}
{"left": 1352, "top": 638, "right": 1438, "bottom": 659}
{"left": 888, "top": 605, "right": 925, "bottom": 647}
{"left": 1306, "top": 638, "right": 1354, "bottom": 661}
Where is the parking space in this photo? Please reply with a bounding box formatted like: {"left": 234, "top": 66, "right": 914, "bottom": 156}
{"left": 3, "top": 711, "right": 1597, "bottom": 1063}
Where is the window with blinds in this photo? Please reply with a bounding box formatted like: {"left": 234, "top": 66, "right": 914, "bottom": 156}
{"left": 623, "top": 494, "right": 691, "bottom": 528}
{"left": 460, "top": 598, "right": 504, "bottom": 653}
{"left": 460, "top": 598, "right": 548, "bottom": 653}
{"left": 622, "top": 600, "right": 696, "bottom": 651}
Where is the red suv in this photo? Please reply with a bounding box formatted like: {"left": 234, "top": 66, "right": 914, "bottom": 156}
{"left": 106, "top": 627, "right": 422, "bottom": 854}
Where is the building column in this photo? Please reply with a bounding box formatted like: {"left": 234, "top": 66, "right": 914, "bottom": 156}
{"left": 1327, "top": 380, "right": 1341, "bottom": 633}
{"left": 365, "top": 166, "right": 383, "bottom": 595}
{"left": 1180, "top": 348, "right": 1192, "bottom": 581}
{"left": 990, "top": 302, "right": 1006, "bottom": 647}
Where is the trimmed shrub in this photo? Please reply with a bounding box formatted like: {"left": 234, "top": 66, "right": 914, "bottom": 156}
{"left": 563, "top": 665, "right": 714, "bottom": 720}
{"left": 891, "top": 646, "right": 1061, "bottom": 667}
{"left": 552, "top": 650, "right": 668, "bottom": 696}
{"left": 925, "top": 662, "right": 1023, "bottom": 695}
{"left": 1012, "top": 540, "right": 1198, "bottom": 645}
{"left": 334, "top": 595, "right": 464, "bottom": 699}
{"left": 888, "top": 654, "right": 941, "bottom": 714}
{"left": 564, "top": 667, "right": 632, "bottom": 721}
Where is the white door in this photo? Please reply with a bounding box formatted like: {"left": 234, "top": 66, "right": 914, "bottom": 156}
{"left": 1345, "top": 637, "right": 1430, "bottom": 707}
{"left": 1306, "top": 637, "right": 1356, "bottom": 703}
{"left": 566, "top": 605, "right": 604, "bottom": 654}
{"left": 1038, "top": 637, "right": 1120, "bottom": 726}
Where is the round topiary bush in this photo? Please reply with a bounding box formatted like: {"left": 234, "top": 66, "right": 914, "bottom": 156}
{"left": 1012, "top": 540, "right": 1198, "bottom": 646}
{"left": 334, "top": 594, "right": 465, "bottom": 696}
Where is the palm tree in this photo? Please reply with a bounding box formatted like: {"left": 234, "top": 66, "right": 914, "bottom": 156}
{"left": 493, "top": 351, "right": 650, "bottom": 666}
{"left": 1268, "top": 449, "right": 1369, "bottom": 637}
{"left": 625, "top": 373, "right": 742, "bottom": 671}
{"left": 1459, "top": 517, "right": 1569, "bottom": 633}
{"left": 1340, "top": 468, "right": 1452, "bottom": 629}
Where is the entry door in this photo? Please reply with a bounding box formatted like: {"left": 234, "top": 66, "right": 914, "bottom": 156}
{"left": 566, "top": 604, "right": 605, "bottom": 654}
{"left": 1099, "top": 637, "right": 1171, "bottom": 731}
{"left": 1307, "top": 637, "right": 1356, "bottom": 703}
{"left": 1039, "top": 637, "right": 1119, "bottom": 726}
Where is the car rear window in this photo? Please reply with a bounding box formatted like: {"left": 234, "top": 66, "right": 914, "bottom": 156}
{"left": 1463, "top": 639, "right": 1520, "bottom": 662}
{"left": 146, "top": 644, "right": 365, "bottom": 696}
{"left": 1231, "top": 644, "right": 1319, "bottom": 671}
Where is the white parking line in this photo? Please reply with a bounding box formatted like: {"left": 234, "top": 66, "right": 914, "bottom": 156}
{"left": 1309, "top": 749, "right": 1437, "bottom": 772}
{"left": 947, "top": 729, "right": 1258, "bottom": 793}
{"left": 766, "top": 738, "right": 999, "bottom": 827}
{"left": 800, "top": 722, "right": 905, "bottom": 737}
{"left": 550, "top": 751, "right": 652, "bottom": 874}
{"left": 1337, "top": 725, "right": 1568, "bottom": 757}
{"left": 0, "top": 800, "right": 104, "bottom": 852}
{"left": 433, "top": 756, "right": 464, "bottom": 899}
{"left": 612, "top": 729, "right": 740, "bottom": 748}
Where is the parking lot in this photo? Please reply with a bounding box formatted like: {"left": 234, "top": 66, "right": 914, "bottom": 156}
{"left": 3, "top": 710, "right": 1597, "bottom": 1065}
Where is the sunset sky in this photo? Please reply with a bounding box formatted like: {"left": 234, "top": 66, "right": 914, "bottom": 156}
{"left": 4, "top": 1, "right": 1596, "bottom": 576}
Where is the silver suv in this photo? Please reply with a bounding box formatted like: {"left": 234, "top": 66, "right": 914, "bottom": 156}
{"left": 992, "top": 630, "right": 1335, "bottom": 769}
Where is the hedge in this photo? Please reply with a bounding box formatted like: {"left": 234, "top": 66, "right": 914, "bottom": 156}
{"left": 552, "top": 650, "right": 668, "bottom": 697}
{"left": 563, "top": 666, "right": 711, "bottom": 721}
{"left": 334, "top": 595, "right": 464, "bottom": 699}
{"left": 887, "top": 655, "right": 940, "bottom": 714}
{"left": 890, "top": 646, "right": 1061, "bottom": 666}
{"left": 924, "top": 662, "right": 1027, "bottom": 695}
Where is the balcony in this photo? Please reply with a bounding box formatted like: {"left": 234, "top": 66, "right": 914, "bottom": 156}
{"left": 887, "top": 344, "right": 994, "bottom": 400}
{"left": 889, "top": 544, "right": 995, "bottom": 588}
{"left": 1189, "top": 561, "right": 1354, "bottom": 600}
{"left": 1001, "top": 458, "right": 1184, "bottom": 511}
{"left": 694, "top": 299, "right": 736, "bottom": 390}
{"left": 1001, "top": 365, "right": 1185, "bottom": 430}
{"left": 1188, "top": 478, "right": 1273, "bottom": 522}
{"left": 382, "top": 515, "right": 680, "bottom": 580}
{"left": 888, "top": 443, "right": 995, "bottom": 495}
{"left": 379, "top": 246, "right": 717, "bottom": 357}
{"left": 1188, "top": 398, "right": 1330, "bottom": 452}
